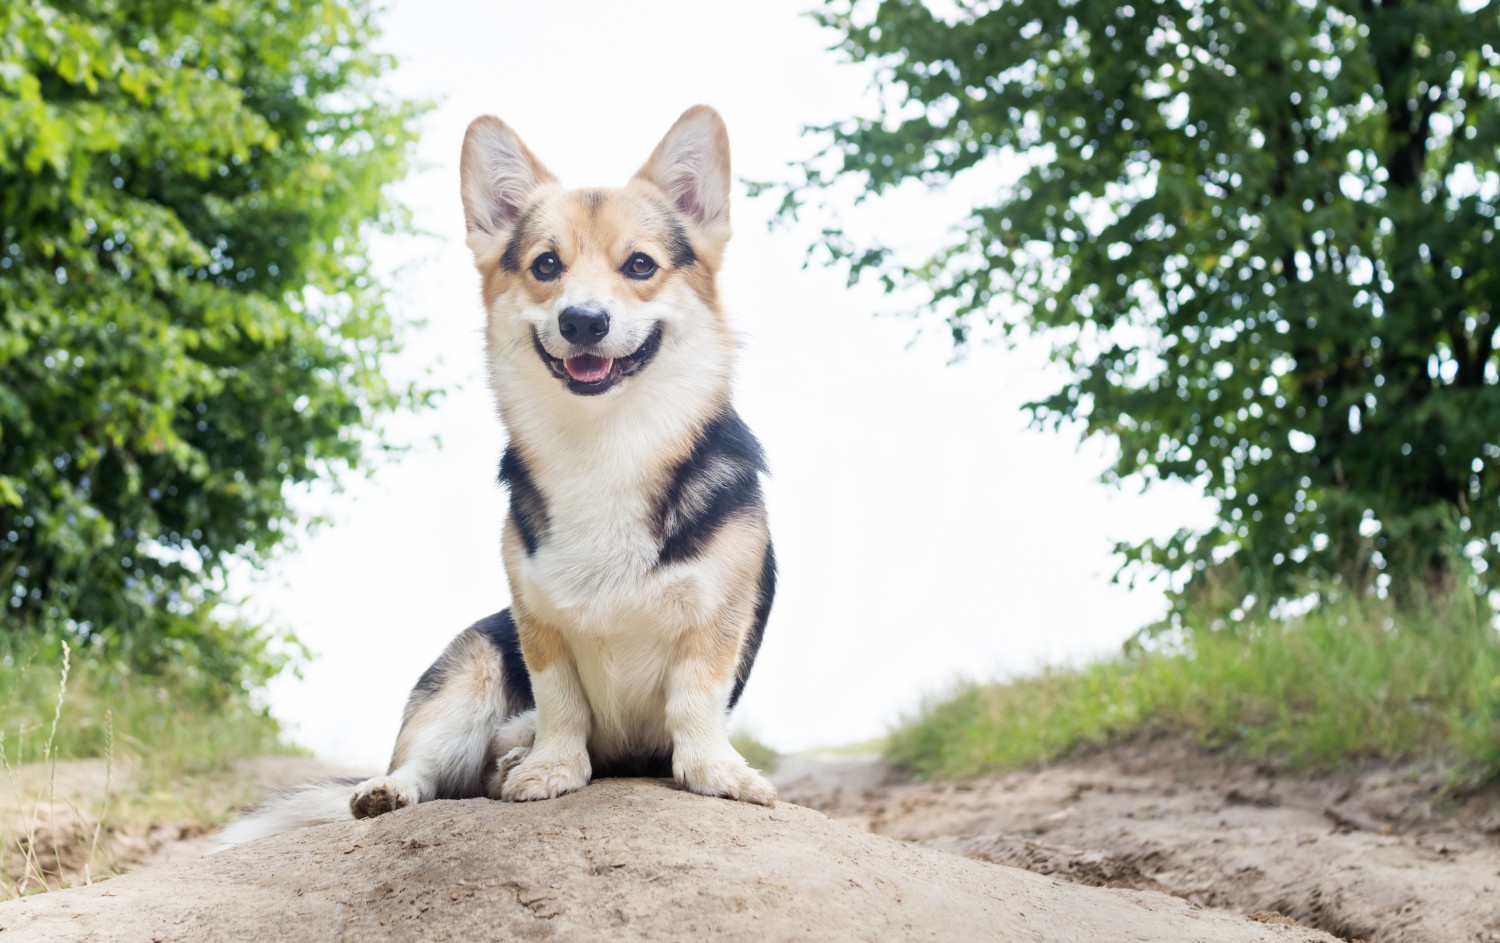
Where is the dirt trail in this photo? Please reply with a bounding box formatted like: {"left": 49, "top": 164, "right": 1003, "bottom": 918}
{"left": 0, "top": 778, "right": 1338, "bottom": 943}
{"left": 7, "top": 746, "right": 1493, "bottom": 941}
{"left": 2, "top": 756, "right": 352, "bottom": 893}
{"left": 772, "top": 742, "right": 1500, "bottom": 943}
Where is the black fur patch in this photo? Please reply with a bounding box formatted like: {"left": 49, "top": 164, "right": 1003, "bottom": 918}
{"left": 498, "top": 446, "right": 549, "bottom": 555}
{"left": 410, "top": 656, "right": 447, "bottom": 702}
{"left": 668, "top": 219, "right": 696, "bottom": 268}
{"left": 655, "top": 410, "right": 768, "bottom": 567}
{"left": 473, "top": 609, "right": 536, "bottom": 717}
{"left": 730, "top": 541, "right": 776, "bottom": 708}
{"left": 592, "top": 750, "right": 674, "bottom": 779}
{"left": 498, "top": 207, "right": 537, "bottom": 273}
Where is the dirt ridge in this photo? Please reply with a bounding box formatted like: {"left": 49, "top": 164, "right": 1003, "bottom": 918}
{"left": 773, "top": 743, "right": 1500, "bottom": 943}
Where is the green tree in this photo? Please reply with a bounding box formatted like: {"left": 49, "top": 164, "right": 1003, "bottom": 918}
{"left": 0, "top": 0, "right": 424, "bottom": 684}
{"left": 769, "top": 0, "right": 1500, "bottom": 612}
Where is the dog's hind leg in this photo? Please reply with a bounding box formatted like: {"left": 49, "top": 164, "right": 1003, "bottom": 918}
{"left": 483, "top": 708, "right": 538, "bottom": 798}
{"left": 352, "top": 610, "right": 535, "bottom": 818}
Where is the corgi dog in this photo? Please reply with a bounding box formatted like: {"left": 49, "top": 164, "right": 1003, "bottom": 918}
{"left": 219, "top": 106, "right": 776, "bottom": 846}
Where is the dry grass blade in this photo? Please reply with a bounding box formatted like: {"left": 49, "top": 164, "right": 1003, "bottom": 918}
{"left": 84, "top": 710, "right": 114, "bottom": 886}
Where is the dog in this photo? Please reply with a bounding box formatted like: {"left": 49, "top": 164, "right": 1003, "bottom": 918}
{"left": 218, "top": 105, "right": 776, "bottom": 847}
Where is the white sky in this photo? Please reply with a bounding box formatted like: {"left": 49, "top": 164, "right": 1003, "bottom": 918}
{"left": 254, "top": 0, "right": 1213, "bottom": 769}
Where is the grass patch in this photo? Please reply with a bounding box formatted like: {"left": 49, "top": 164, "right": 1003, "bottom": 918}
{"left": 812, "top": 737, "right": 888, "bottom": 757}
{"left": 730, "top": 732, "right": 780, "bottom": 774}
{"left": 1, "top": 631, "right": 297, "bottom": 896}
{"left": 2, "top": 634, "right": 292, "bottom": 783}
{"left": 887, "top": 593, "right": 1500, "bottom": 787}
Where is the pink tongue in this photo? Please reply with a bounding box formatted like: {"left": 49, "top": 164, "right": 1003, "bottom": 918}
{"left": 564, "top": 355, "right": 613, "bottom": 383}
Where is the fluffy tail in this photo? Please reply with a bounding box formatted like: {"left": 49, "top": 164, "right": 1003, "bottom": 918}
{"left": 213, "top": 777, "right": 366, "bottom": 851}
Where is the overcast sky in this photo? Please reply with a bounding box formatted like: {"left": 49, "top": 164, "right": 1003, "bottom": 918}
{"left": 253, "top": 0, "right": 1214, "bottom": 770}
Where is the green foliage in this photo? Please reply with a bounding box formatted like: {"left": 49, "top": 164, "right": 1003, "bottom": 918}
{"left": 886, "top": 591, "right": 1500, "bottom": 786}
{"left": 0, "top": 1, "right": 427, "bottom": 663}
{"left": 1, "top": 630, "right": 292, "bottom": 780}
{"left": 2, "top": 630, "right": 297, "bottom": 897}
{"left": 769, "top": 0, "right": 1500, "bottom": 611}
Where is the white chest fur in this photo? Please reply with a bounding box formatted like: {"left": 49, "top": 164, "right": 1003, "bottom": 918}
{"left": 507, "top": 414, "right": 721, "bottom": 759}
{"left": 517, "top": 486, "right": 702, "bottom": 759}
{"left": 500, "top": 346, "right": 731, "bottom": 631}
{"left": 521, "top": 477, "right": 656, "bottom": 622}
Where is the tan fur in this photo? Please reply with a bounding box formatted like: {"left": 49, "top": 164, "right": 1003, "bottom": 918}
{"left": 510, "top": 601, "right": 571, "bottom": 675}
{"left": 388, "top": 628, "right": 507, "bottom": 772}
{"left": 479, "top": 191, "right": 723, "bottom": 324}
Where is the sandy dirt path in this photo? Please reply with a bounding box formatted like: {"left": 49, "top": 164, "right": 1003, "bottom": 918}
{"left": 1, "top": 756, "right": 354, "bottom": 893}
{"left": 9, "top": 747, "right": 1494, "bottom": 941}
{"left": 0, "top": 778, "right": 1340, "bottom": 943}
{"left": 771, "top": 742, "right": 1500, "bottom": 943}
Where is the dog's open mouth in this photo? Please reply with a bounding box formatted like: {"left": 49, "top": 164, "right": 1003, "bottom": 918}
{"left": 563, "top": 354, "right": 613, "bottom": 384}
{"left": 532, "top": 322, "right": 664, "bottom": 396}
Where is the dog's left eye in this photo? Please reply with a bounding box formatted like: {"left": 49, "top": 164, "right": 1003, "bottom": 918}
{"left": 623, "top": 253, "right": 658, "bottom": 280}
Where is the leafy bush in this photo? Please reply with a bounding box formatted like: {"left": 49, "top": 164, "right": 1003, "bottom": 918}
{"left": 0, "top": 0, "right": 426, "bottom": 678}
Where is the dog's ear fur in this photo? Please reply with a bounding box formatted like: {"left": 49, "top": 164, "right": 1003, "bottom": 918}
{"left": 460, "top": 116, "right": 556, "bottom": 239}
{"left": 634, "top": 105, "right": 731, "bottom": 252}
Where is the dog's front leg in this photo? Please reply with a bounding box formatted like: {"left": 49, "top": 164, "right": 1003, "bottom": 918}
{"left": 665, "top": 627, "right": 777, "bottom": 806}
{"left": 498, "top": 611, "right": 593, "bottom": 801}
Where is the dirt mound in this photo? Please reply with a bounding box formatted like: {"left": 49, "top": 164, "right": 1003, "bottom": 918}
{"left": 0, "top": 779, "right": 1333, "bottom": 943}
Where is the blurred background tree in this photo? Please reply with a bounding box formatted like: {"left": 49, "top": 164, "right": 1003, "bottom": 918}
{"left": 0, "top": 0, "right": 425, "bottom": 695}
{"left": 769, "top": 0, "right": 1499, "bottom": 616}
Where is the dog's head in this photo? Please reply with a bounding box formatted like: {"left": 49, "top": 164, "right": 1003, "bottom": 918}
{"left": 460, "top": 106, "right": 734, "bottom": 416}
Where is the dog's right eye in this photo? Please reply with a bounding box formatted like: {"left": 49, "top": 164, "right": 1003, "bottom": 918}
{"left": 530, "top": 252, "right": 562, "bottom": 281}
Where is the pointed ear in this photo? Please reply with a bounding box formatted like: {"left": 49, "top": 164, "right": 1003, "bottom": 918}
{"left": 634, "top": 105, "right": 731, "bottom": 249}
{"left": 460, "top": 115, "right": 556, "bottom": 237}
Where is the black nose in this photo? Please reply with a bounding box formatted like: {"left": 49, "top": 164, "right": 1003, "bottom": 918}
{"left": 558, "top": 307, "right": 609, "bottom": 344}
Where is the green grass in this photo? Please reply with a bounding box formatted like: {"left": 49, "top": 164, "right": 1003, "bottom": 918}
{"left": 2, "top": 631, "right": 298, "bottom": 896}
{"left": 887, "top": 592, "right": 1500, "bottom": 788}
{"left": 1, "top": 634, "right": 292, "bottom": 784}
{"left": 730, "top": 731, "right": 781, "bottom": 774}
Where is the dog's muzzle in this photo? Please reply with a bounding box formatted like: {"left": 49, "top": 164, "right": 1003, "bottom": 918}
{"left": 531, "top": 322, "right": 664, "bottom": 396}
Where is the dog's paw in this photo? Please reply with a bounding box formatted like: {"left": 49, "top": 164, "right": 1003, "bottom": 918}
{"left": 351, "top": 775, "right": 420, "bottom": 819}
{"left": 499, "top": 753, "right": 590, "bottom": 802}
{"left": 675, "top": 758, "right": 777, "bottom": 806}
{"left": 485, "top": 746, "right": 532, "bottom": 799}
